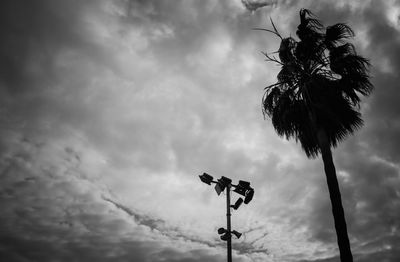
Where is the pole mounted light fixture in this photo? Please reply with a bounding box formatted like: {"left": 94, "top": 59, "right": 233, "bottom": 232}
{"left": 244, "top": 187, "right": 254, "bottom": 204}
{"left": 215, "top": 176, "right": 232, "bottom": 196}
{"left": 231, "top": 198, "right": 243, "bottom": 210}
{"left": 217, "top": 227, "right": 242, "bottom": 241}
{"left": 198, "top": 173, "right": 255, "bottom": 262}
{"left": 218, "top": 227, "right": 230, "bottom": 241}
{"left": 231, "top": 230, "right": 242, "bottom": 239}
{"left": 199, "top": 173, "right": 214, "bottom": 185}
{"left": 233, "top": 180, "right": 250, "bottom": 196}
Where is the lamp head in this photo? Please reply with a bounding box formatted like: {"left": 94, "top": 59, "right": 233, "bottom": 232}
{"left": 220, "top": 232, "right": 230, "bottom": 241}
{"left": 233, "top": 186, "right": 246, "bottom": 196}
{"left": 244, "top": 187, "right": 254, "bottom": 204}
{"left": 217, "top": 227, "right": 230, "bottom": 241}
{"left": 199, "top": 173, "right": 213, "bottom": 185}
{"left": 217, "top": 227, "right": 227, "bottom": 234}
{"left": 214, "top": 176, "right": 232, "bottom": 195}
{"left": 232, "top": 198, "right": 243, "bottom": 210}
{"left": 231, "top": 230, "right": 242, "bottom": 239}
{"left": 233, "top": 180, "right": 251, "bottom": 196}
{"left": 238, "top": 180, "right": 250, "bottom": 188}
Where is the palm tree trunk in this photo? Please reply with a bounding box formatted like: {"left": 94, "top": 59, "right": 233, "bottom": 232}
{"left": 317, "top": 128, "right": 353, "bottom": 262}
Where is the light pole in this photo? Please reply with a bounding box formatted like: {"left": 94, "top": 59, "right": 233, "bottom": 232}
{"left": 199, "top": 173, "right": 254, "bottom": 262}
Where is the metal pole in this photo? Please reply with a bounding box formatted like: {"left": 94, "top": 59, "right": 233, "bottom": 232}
{"left": 226, "top": 184, "right": 232, "bottom": 262}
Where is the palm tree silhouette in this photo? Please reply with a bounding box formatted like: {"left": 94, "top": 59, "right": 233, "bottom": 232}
{"left": 259, "top": 9, "right": 373, "bottom": 262}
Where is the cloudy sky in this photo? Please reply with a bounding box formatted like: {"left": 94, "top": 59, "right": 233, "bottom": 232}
{"left": 0, "top": 0, "right": 400, "bottom": 261}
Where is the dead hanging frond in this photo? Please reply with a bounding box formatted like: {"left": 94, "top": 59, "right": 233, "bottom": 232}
{"left": 252, "top": 18, "right": 283, "bottom": 40}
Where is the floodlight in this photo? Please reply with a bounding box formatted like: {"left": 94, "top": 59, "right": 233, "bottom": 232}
{"left": 214, "top": 176, "right": 232, "bottom": 196}
{"left": 231, "top": 230, "right": 242, "bottom": 239}
{"left": 218, "top": 227, "right": 227, "bottom": 234}
{"left": 233, "top": 186, "right": 246, "bottom": 196}
{"left": 217, "top": 227, "right": 230, "bottom": 241}
{"left": 244, "top": 188, "right": 254, "bottom": 204}
{"left": 233, "top": 180, "right": 251, "bottom": 196}
{"left": 214, "top": 183, "right": 224, "bottom": 195}
{"left": 220, "top": 176, "right": 232, "bottom": 186}
{"left": 199, "top": 173, "right": 214, "bottom": 185}
{"left": 231, "top": 198, "right": 243, "bottom": 210}
{"left": 220, "top": 232, "right": 230, "bottom": 241}
{"left": 238, "top": 180, "right": 250, "bottom": 188}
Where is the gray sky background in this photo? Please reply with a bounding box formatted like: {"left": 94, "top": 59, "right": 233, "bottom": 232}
{"left": 0, "top": 0, "right": 399, "bottom": 261}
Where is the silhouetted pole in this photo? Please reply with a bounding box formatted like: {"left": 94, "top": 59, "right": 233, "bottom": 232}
{"left": 198, "top": 173, "right": 254, "bottom": 262}
{"left": 226, "top": 184, "right": 232, "bottom": 262}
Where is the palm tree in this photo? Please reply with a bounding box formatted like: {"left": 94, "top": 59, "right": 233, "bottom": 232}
{"left": 258, "top": 9, "right": 373, "bottom": 262}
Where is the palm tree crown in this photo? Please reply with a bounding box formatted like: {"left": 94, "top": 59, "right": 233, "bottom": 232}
{"left": 261, "top": 9, "right": 373, "bottom": 157}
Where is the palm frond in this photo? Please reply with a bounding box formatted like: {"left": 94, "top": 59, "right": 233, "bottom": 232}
{"left": 279, "top": 37, "right": 298, "bottom": 64}
{"left": 340, "top": 73, "right": 373, "bottom": 98}
{"left": 252, "top": 18, "right": 283, "bottom": 40}
{"left": 330, "top": 43, "right": 356, "bottom": 57}
{"left": 259, "top": 9, "right": 373, "bottom": 158}
{"left": 299, "top": 9, "right": 323, "bottom": 30}
{"left": 331, "top": 53, "right": 370, "bottom": 77}
{"left": 270, "top": 17, "right": 283, "bottom": 39}
{"left": 262, "top": 51, "right": 283, "bottom": 65}
{"left": 262, "top": 85, "right": 282, "bottom": 117}
{"left": 325, "top": 23, "right": 355, "bottom": 48}
{"left": 252, "top": 28, "right": 282, "bottom": 39}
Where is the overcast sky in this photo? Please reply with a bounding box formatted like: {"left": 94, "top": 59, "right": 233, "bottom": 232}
{"left": 0, "top": 0, "right": 399, "bottom": 261}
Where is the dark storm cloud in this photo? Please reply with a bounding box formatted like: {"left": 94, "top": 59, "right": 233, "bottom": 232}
{"left": 103, "top": 194, "right": 276, "bottom": 258}
{"left": 104, "top": 0, "right": 281, "bottom": 174}
{"left": 0, "top": 0, "right": 270, "bottom": 259}
{"left": 0, "top": 136, "right": 112, "bottom": 261}
{"left": 2, "top": 0, "right": 400, "bottom": 261}
{"left": 0, "top": 0, "right": 103, "bottom": 93}
{"left": 241, "top": 0, "right": 277, "bottom": 12}
{"left": 360, "top": 3, "right": 400, "bottom": 164}
{"left": 334, "top": 141, "right": 400, "bottom": 261}
{"left": 0, "top": 233, "right": 225, "bottom": 262}
{"left": 0, "top": 0, "right": 113, "bottom": 151}
{"left": 0, "top": 135, "right": 229, "bottom": 262}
